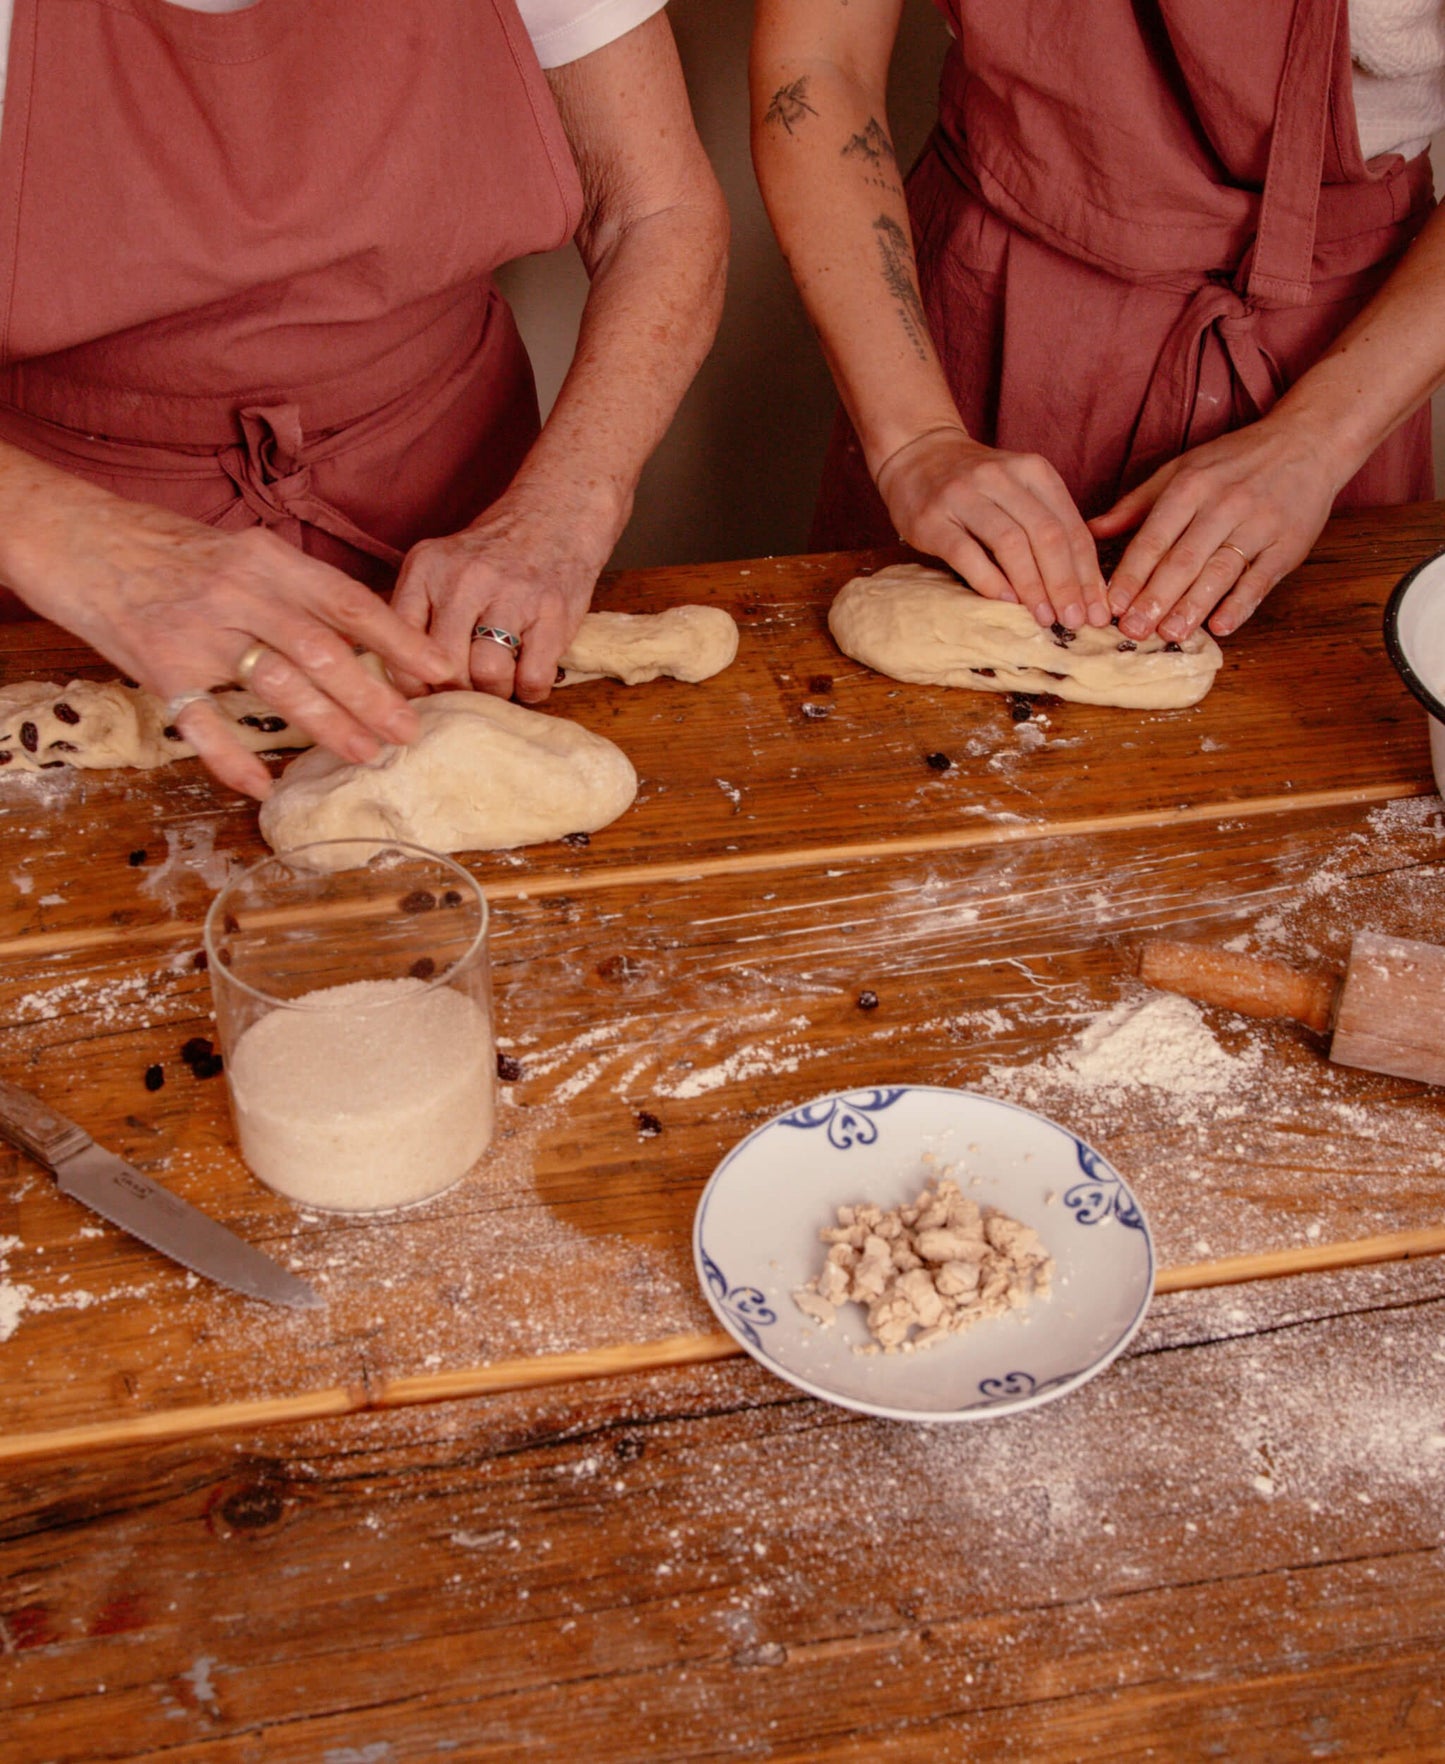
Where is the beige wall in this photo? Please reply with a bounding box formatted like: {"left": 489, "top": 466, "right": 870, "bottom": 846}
{"left": 498, "top": 10, "right": 1444, "bottom": 575}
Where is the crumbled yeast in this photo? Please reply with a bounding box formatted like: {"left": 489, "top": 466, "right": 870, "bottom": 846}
{"left": 793, "top": 1177, "right": 1053, "bottom": 1354}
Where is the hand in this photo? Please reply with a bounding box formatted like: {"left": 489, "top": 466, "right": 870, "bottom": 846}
{"left": 11, "top": 481, "right": 451, "bottom": 799}
{"left": 390, "top": 488, "right": 608, "bottom": 703}
{"left": 875, "top": 426, "right": 1111, "bottom": 629}
{"left": 1093, "top": 416, "right": 1341, "bottom": 641}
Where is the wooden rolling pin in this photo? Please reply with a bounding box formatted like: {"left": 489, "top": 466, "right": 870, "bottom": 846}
{"left": 1138, "top": 932, "right": 1445, "bottom": 1086}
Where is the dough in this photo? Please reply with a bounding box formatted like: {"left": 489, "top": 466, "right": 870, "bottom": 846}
{"left": 258, "top": 690, "right": 638, "bottom": 856}
{"left": 829, "top": 563, "right": 1223, "bottom": 709}
{"left": 556, "top": 605, "right": 739, "bottom": 686}
{"left": 0, "top": 678, "right": 309, "bottom": 773}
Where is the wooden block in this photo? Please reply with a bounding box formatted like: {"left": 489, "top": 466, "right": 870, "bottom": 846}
{"left": 1332, "top": 930, "right": 1445, "bottom": 1086}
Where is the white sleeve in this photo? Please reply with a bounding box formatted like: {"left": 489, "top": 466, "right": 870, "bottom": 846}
{"left": 515, "top": 0, "right": 671, "bottom": 70}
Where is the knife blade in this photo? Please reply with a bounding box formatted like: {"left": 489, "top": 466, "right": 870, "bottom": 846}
{"left": 0, "top": 1073, "right": 322, "bottom": 1310}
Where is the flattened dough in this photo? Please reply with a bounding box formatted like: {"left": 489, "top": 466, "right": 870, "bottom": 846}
{"left": 0, "top": 678, "right": 309, "bottom": 773}
{"left": 556, "top": 605, "right": 739, "bottom": 686}
{"left": 829, "top": 563, "right": 1223, "bottom": 709}
{"left": 258, "top": 691, "right": 638, "bottom": 856}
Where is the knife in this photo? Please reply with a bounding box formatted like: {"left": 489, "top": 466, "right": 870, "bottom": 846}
{"left": 0, "top": 1073, "right": 322, "bottom": 1310}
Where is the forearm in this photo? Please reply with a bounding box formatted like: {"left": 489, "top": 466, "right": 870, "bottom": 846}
{"left": 1268, "top": 196, "right": 1445, "bottom": 485}
{"left": 751, "top": 17, "right": 961, "bottom": 477}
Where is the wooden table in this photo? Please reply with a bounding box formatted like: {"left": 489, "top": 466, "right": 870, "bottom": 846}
{"left": 2, "top": 505, "right": 1443, "bottom": 1761}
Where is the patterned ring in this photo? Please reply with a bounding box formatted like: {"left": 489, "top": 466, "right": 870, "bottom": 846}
{"left": 235, "top": 641, "right": 271, "bottom": 686}
{"left": 472, "top": 623, "right": 521, "bottom": 654}
{"left": 162, "top": 687, "right": 215, "bottom": 724}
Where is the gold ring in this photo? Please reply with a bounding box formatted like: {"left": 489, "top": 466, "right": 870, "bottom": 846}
{"left": 235, "top": 642, "right": 270, "bottom": 687}
{"left": 1219, "top": 542, "right": 1251, "bottom": 568}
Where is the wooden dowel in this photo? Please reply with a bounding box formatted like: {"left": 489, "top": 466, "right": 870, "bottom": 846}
{"left": 1138, "top": 939, "right": 1338, "bottom": 1032}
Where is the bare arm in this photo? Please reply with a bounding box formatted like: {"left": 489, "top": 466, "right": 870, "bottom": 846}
{"left": 1100, "top": 196, "right": 1445, "bottom": 640}
{"left": 750, "top": 0, "right": 1107, "bottom": 628}
{"left": 391, "top": 13, "right": 729, "bottom": 701}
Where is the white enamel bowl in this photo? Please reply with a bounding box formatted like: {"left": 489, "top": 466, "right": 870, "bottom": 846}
{"left": 1385, "top": 548, "right": 1445, "bottom": 796}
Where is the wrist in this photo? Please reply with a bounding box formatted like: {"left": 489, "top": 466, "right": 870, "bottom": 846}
{"left": 872, "top": 423, "right": 971, "bottom": 497}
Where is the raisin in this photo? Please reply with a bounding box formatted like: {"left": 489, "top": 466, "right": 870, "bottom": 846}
{"left": 143, "top": 1064, "right": 164, "bottom": 1092}
{"left": 192, "top": 949, "right": 209, "bottom": 971}
{"left": 192, "top": 1053, "right": 224, "bottom": 1080}
{"left": 399, "top": 889, "right": 436, "bottom": 914}
{"left": 163, "top": 725, "right": 182, "bottom": 742}
{"left": 1116, "top": 640, "right": 1137, "bottom": 652}
{"left": 555, "top": 666, "right": 567, "bottom": 684}
{"left": 971, "top": 666, "right": 997, "bottom": 677}
{"left": 925, "top": 752, "right": 952, "bottom": 772}
{"left": 0, "top": 752, "right": 10, "bottom": 766}
{"left": 857, "top": 990, "right": 880, "bottom": 1011}
{"left": 238, "top": 714, "right": 264, "bottom": 729}
{"left": 442, "top": 889, "right": 464, "bottom": 908}
{"left": 40, "top": 761, "right": 65, "bottom": 769}
{"left": 217, "top": 947, "right": 233, "bottom": 967}
{"left": 636, "top": 1111, "right": 663, "bottom": 1138}
{"left": 807, "top": 674, "right": 834, "bottom": 694}
{"left": 1164, "top": 640, "right": 1183, "bottom": 653}
{"left": 127, "top": 849, "right": 147, "bottom": 866}
{"left": 19, "top": 721, "right": 38, "bottom": 753}
{"left": 1050, "top": 623, "right": 1076, "bottom": 645}
{"left": 222, "top": 912, "right": 240, "bottom": 935}
{"left": 496, "top": 1052, "right": 523, "bottom": 1082}
{"left": 46, "top": 740, "right": 77, "bottom": 753}
{"left": 258, "top": 716, "right": 287, "bottom": 734}
{"left": 181, "top": 1036, "right": 214, "bottom": 1065}
{"left": 1008, "top": 694, "right": 1034, "bottom": 722}
{"left": 408, "top": 956, "right": 437, "bottom": 980}
{"left": 562, "top": 831, "right": 591, "bottom": 847}
{"left": 52, "top": 702, "right": 80, "bottom": 726}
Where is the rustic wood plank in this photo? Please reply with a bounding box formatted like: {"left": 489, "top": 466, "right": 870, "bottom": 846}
{"left": 0, "top": 505, "right": 1438, "bottom": 960}
{"left": 2, "top": 1270, "right": 1442, "bottom": 1760}
{"left": 1, "top": 795, "right": 1440, "bottom": 1454}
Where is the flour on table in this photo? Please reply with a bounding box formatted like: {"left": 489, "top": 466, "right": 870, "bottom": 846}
{"left": 992, "top": 994, "right": 1262, "bottom": 1098}
{"left": 0, "top": 678, "right": 308, "bottom": 773}
{"left": 556, "top": 606, "right": 739, "bottom": 686}
{"left": 794, "top": 1177, "right": 1053, "bottom": 1353}
{"left": 258, "top": 691, "right": 638, "bottom": 857}
{"left": 829, "top": 563, "right": 1223, "bottom": 708}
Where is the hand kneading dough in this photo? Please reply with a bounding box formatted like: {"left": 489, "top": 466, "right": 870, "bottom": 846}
{"left": 556, "top": 605, "right": 739, "bottom": 686}
{"left": 829, "top": 563, "right": 1223, "bottom": 709}
{"left": 258, "top": 691, "right": 638, "bottom": 856}
{"left": 0, "top": 678, "right": 310, "bottom": 773}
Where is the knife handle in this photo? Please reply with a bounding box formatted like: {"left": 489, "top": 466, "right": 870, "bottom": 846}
{"left": 0, "top": 1075, "right": 93, "bottom": 1170}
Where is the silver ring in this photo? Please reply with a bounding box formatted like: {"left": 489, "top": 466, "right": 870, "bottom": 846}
{"left": 1218, "top": 542, "right": 1251, "bottom": 568}
{"left": 162, "top": 687, "right": 214, "bottom": 724}
{"left": 235, "top": 641, "right": 271, "bottom": 686}
{"left": 471, "top": 624, "right": 520, "bottom": 654}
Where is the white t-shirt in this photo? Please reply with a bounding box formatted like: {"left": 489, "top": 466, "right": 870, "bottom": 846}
{"left": 1350, "top": 0, "right": 1445, "bottom": 160}
{"left": 0, "top": 0, "right": 669, "bottom": 129}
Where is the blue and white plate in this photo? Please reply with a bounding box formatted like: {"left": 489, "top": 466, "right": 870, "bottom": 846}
{"left": 693, "top": 1085, "right": 1154, "bottom": 1421}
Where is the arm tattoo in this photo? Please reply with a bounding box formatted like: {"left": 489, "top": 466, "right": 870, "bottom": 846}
{"left": 842, "top": 117, "right": 896, "bottom": 167}
{"left": 764, "top": 78, "right": 819, "bottom": 135}
{"left": 872, "top": 215, "right": 931, "bottom": 361}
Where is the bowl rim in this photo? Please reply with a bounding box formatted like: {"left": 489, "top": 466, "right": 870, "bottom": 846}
{"left": 1384, "top": 546, "right": 1445, "bottom": 723}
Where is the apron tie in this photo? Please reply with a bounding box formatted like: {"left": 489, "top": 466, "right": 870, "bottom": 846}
{"left": 216, "top": 404, "right": 404, "bottom": 568}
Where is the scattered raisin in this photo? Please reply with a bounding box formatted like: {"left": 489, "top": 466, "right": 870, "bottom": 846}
{"left": 442, "top": 889, "right": 464, "bottom": 908}
{"left": 399, "top": 889, "right": 436, "bottom": 914}
{"left": 555, "top": 666, "right": 567, "bottom": 684}
{"left": 40, "top": 761, "right": 65, "bottom": 769}
{"left": 257, "top": 716, "right": 287, "bottom": 734}
{"left": 127, "top": 849, "right": 147, "bottom": 867}
{"left": 408, "top": 956, "right": 437, "bottom": 980}
{"left": 19, "top": 722, "right": 38, "bottom": 753}
{"left": 1116, "top": 640, "right": 1137, "bottom": 652}
{"left": 562, "top": 831, "right": 591, "bottom": 847}
{"left": 52, "top": 702, "right": 80, "bottom": 726}
{"left": 636, "top": 1111, "right": 663, "bottom": 1138}
{"left": 181, "top": 1036, "right": 214, "bottom": 1065}
{"left": 0, "top": 753, "right": 10, "bottom": 766}
{"left": 496, "top": 1052, "right": 523, "bottom": 1082}
{"left": 192, "top": 949, "right": 209, "bottom": 971}
{"left": 970, "top": 666, "right": 997, "bottom": 677}
{"left": 925, "top": 752, "right": 952, "bottom": 772}
{"left": 1008, "top": 694, "right": 1034, "bottom": 723}
{"left": 238, "top": 714, "right": 264, "bottom": 729}
{"left": 807, "top": 674, "right": 834, "bottom": 694}
{"left": 192, "top": 1053, "right": 224, "bottom": 1080}
{"left": 857, "top": 990, "right": 880, "bottom": 1011}
{"left": 163, "top": 725, "right": 182, "bottom": 742}
{"left": 1164, "top": 640, "right": 1183, "bottom": 653}
{"left": 143, "top": 1064, "right": 164, "bottom": 1092}
{"left": 1050, "top": 623, "right": 1076, "bottom": 645}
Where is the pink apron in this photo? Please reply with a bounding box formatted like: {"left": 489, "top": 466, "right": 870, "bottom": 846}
{"left": 815, "top": 0, "right": 1435, "bottom": 549}
{"left": 0, "top": 0, "right": 584, "bottom": 592}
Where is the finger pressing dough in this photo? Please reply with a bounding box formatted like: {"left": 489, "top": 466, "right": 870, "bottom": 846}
{"left": 556, "top": 605, "right": 739, "bottom": 686}
{"left": 829, "top": 563, "right": 1223, "bottom": 709}
{"left": 258, "top": 690, "right": 638, "bottom": 856}
{"left": 0, "top": 678, "right": 310, "bottom": 773}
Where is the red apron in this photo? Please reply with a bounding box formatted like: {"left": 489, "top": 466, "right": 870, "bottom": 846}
{"left": 0, "top": 0, "right": 584, "bottom": 591}
{"left": 815, "top": 0, "right": 1435, "bottom": 548}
